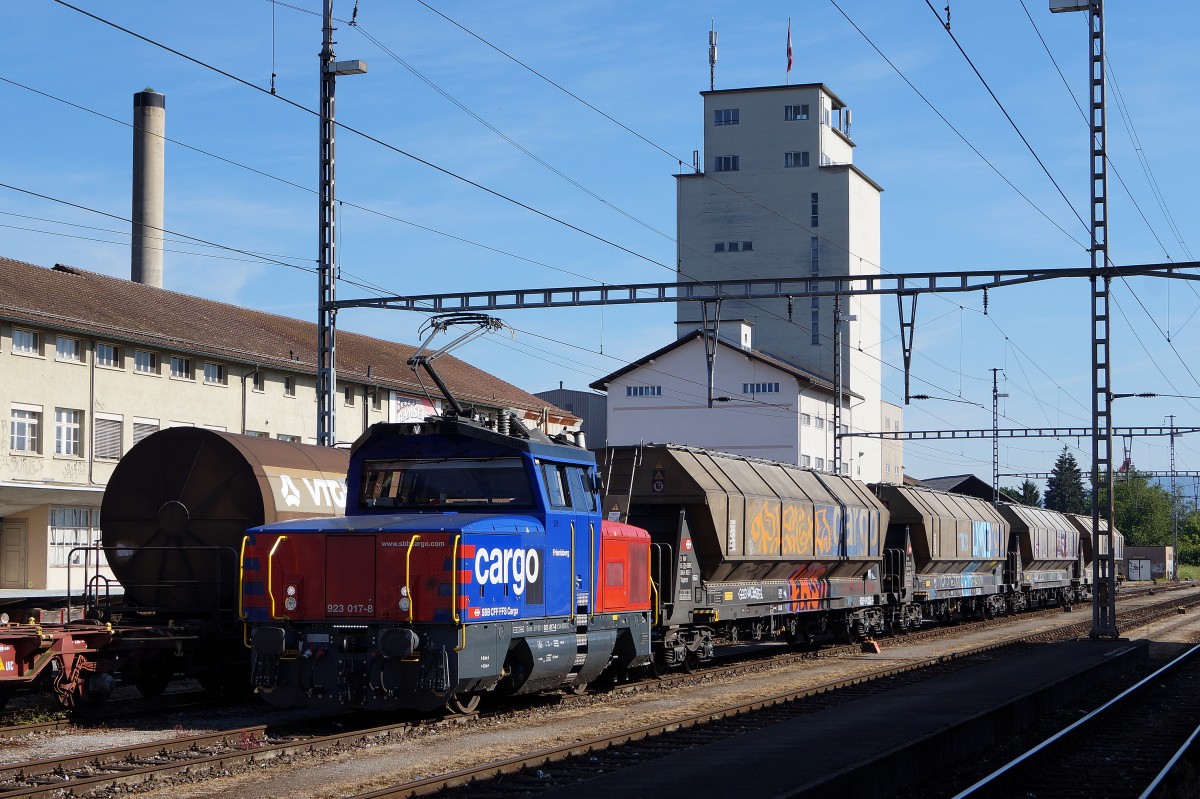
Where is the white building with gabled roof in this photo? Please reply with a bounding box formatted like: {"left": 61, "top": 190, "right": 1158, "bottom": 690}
{"left": 591, "top": 320, "right": 901, "bottom": 482}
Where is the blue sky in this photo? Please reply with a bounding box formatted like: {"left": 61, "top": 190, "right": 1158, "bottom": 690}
{"left": 2, "top": 1, "right": 1198, "bottom": 488}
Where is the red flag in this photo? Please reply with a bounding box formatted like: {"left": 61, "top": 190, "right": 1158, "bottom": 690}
{"left": 787, "top": 21, "right": 793, "bottom": 73}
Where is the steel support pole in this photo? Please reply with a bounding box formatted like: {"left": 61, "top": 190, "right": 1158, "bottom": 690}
{"left": 833, "top": 294, "right": 843, "bottom": 474}
{"left": 1086, "top": 0, "right": 1118, "bottom": 638}
{"left": 316, "top": 0, "right": 339, "bottom": 447}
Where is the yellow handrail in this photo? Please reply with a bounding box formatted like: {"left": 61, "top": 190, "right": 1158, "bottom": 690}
{"left": 238, "top": 535, "right": 249, "bottom": 621}
{"left": 239, "top": 535, "right": 251, "bottom": 649}
{"left": 587, "top": 522, "right": 595, "bottom": 622}
{"left": 267, "top": 535, "right": 288, "bottom": 620}
{"left": 650, "top": 571, "right": 660, "bottom": 626}
{"left": 405, "top": 534, "right": 420, "bottom": 622}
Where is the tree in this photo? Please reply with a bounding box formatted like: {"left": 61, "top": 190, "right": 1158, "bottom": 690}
{"left": 1100, "top": 469, "right": 1174, "bottom": 547}
{"left": 1000, "top": 479, "right": 1041, "bottom": 507}
{"left": 1044, "top": 446, "right": 1088, "bottom": 515}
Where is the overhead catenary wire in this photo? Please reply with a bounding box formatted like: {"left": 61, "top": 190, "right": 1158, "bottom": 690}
{"left": 35, "top": 4, "right": 1180, "bottom": 472}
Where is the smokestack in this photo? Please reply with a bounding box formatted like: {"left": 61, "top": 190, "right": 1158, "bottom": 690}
{"left": 132, "top": 89, "right": 165, "bottom": 287}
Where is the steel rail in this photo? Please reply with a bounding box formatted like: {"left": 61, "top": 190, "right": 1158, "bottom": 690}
{"left": 951, "top": 640, "right": 1200, "bottom": 799}
{"left": 342, "top": 590, "right": 1200, "bottom": 799}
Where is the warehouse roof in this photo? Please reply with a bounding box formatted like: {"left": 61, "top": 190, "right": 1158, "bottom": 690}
{"left": 0, "top": 257, "right": 574, "bottom": 423}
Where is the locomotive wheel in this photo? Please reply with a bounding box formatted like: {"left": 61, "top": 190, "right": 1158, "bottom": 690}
{"left": 649, "top": 650, "right": 671, "bottom": 679}
{"left": 682, "top": 650, "right": 701, "bottom": 674}
{"left": 447, "top": 692, "right": 481, "bottom": 714}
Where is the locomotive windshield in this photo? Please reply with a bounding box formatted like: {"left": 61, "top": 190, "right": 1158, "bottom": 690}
{"left": 359, "top": 456, "right": 536, "bottom": 510}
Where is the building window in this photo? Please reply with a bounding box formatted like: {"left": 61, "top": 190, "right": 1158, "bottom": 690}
{"left": 800, "top": 455, "right": 812, "bottom": 468}
{"left": 55, "top": 408, "right": 82, "bottom": 456}
{"left": 714, "top": 155, "right": 740, "bottom": 172}
{"left": 713, "top": 108, "right": 739, "bottom": 126}
{"left": 344, "top": 385, "right": 355, "bottom": 406}
{"left": 714, "top": 242, "right": 726, "bottom": 252}
{"left": 168, "top": 421, "right": 194, "bottom": 428}
{"left": 815, "top": 417, "right": 825, "bottom": 430}
{"left": 10, "top": 406, "right": 41, "bottom": 453}
{"left": 245, "top": 430, "right": 269, "bottom": 438}
{"left": 625, "top": 385, "right": 662, "bottom": 397}
{"left": 885, "top": 417, "right": 891, "bottom": 429}
{"left": 800, "top": 413, "right": 811, "bottom": 426}
{"left": 12, "top": 328, "right": 40, "bottom": 355}
{"left": 810, "top": 236, "right": 820, "bottom": 274}
{"left": 49, "top": 507, "right": 102, "bottom": 568}
{"left": 785, "top": 151, "right": 810, "bottom": 168}
{"left": 741, "top": 241, "right": 753, "bottom": 251}
{"left": 170, "top": 356, "right": 193, "bottom": 380}
{"left": 135, "top": 350, "right": 158, "bottom": 374}
{"left": 94, "top": 416, "right": 122, "bottom": 460}
{"left": 727, "top": 241, "right": 740, "bottom": 253}
{"left": 96, "top": 342, "right": 120, "bottom": 368}
{"left": 815, "top": 457, "right": 825, "bottom": 471}
{"left": 132, "top": 418, "right": 159, "bottom": 444}
{"left": 811, "top": 192, "right": 819, "bottom": 227}
{"left": 372, "top": 388, "right": 384, "bottom": 411}
{"left": 252, "top": 371, "right": 266, "bottom": 392}
{"left": 743, "top": 382, "right": 780, "bottom": 394}
{"left": 203, "top": 362, "right": 226, "bottom": 385}
{"left": 785, "top": 104, "right": 809, "bottom": 121}
{"left": 56, "top": 336, "right": 82, "bottom": 363}
{"left": 283, "top": 376, "right": 296, "bottom": 397}
{"left": 277, "top": 433, "right": 301, "bottom": 443}
{"left": 885, "top": 463, "right": 892, "bottom": 474}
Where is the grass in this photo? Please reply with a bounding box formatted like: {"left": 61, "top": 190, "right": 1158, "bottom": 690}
{"left": 1178, "top": 564, "right": 1200, "bottom": 580}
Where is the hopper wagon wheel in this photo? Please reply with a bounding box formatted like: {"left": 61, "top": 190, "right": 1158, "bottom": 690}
{"left": 447, "top": 692, "right": 481, "bottom": 715}
{"left": 565, "top": 681, "right": 589, "bottom": 696}
{"left": 133, "top": 656, "right": 176, "bottom": 698}
{"left": 682, "top": 649, "right": 701, "bottom": 674}
{"left": 649, "top": 649, "right": 671, "bottom": 679}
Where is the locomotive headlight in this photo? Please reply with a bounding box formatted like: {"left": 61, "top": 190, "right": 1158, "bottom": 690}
{"left": 286, "top": 584, "right": 298, "bottom": 597}
{"left": 284, "top": 597, "right": 298, "bottom": 611}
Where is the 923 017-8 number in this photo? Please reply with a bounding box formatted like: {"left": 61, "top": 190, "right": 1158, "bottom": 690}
{"left": 327, "top": 603, "right": 373, "bottom": 614}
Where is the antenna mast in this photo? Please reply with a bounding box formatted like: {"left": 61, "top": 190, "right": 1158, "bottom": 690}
{"left": 708, "top": 22, "right": 718, "bottom": 91}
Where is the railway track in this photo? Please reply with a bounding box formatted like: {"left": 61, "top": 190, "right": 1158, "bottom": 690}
{"left": 0, "top": 585, "right": 1189, "bottom": 798}
{"left": 951, "top": 641, "right": 1200, "bottom": 798}
{"left": 331, "top": 589, "right": 1200, "bottom": 798}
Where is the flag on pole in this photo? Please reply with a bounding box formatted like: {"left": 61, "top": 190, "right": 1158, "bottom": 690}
{"left": 787, "top": 20, "right": 793, "bottom": 73}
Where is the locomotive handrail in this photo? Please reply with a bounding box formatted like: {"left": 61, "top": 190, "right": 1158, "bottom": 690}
{"left": 588, "top": 522, "right": 595, "bottom": 622}
{"left": 239, "top": 536, "right": 251, "bottom": 649}
{"left": 406, "top": 534, "right": 420, "bottom": 622}
{"left": 267, "top": 536, "right": 288, "bottom": 620}
{"left": 650, "top": 574, "right": 660, "bottom": 626}
{"left": 570, "top": 521, "right": 576, "bottom": 618}
{"left": 238, "top": 536, "right": 249, "bottom": 621}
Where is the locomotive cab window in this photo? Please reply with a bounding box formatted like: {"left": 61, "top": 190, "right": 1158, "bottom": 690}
{"left": 540, "top": 462, "right": 571, "bottom": 508}
{"left": 360, "top": 456, "right": 534, "bottom": 510}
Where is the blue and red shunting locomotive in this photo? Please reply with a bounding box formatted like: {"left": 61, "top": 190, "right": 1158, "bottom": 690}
{"left": 242, "top": 417, "right": 652, "bottom": 713}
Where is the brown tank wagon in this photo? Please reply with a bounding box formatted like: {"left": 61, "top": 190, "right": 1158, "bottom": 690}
{"left": 0, "top": 429, "right": 348, "bottom": 709}
{"left": 101, "top": 427, "right": 349, "bottom": 612}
